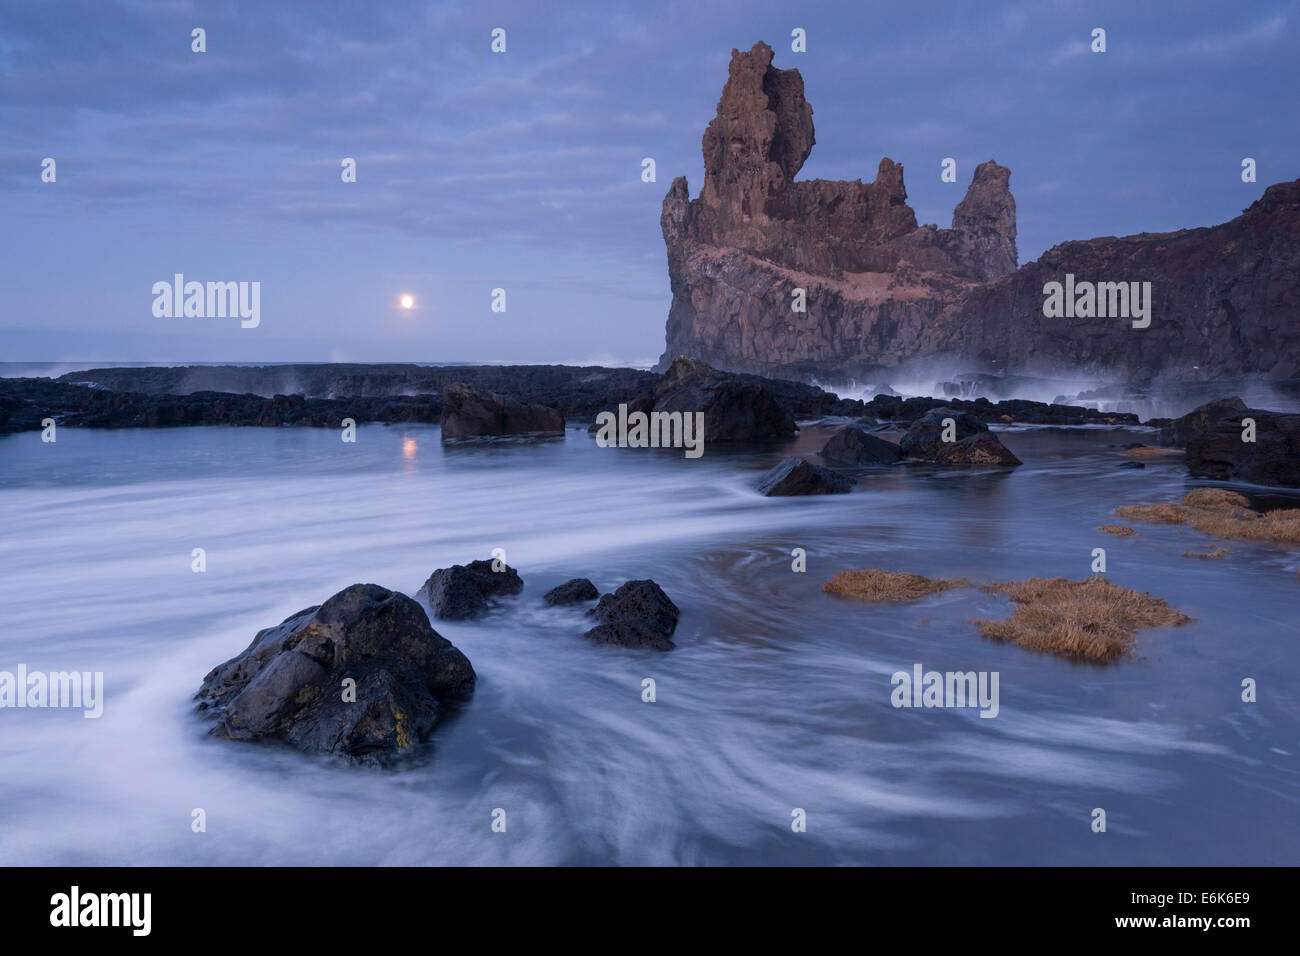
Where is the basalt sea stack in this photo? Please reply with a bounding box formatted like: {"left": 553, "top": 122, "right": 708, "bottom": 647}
{"left": 660, "top": 41, "right": 1300, "bottom": 382}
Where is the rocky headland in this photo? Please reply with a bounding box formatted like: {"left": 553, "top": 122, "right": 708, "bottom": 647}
{"left": 660, "top": 41, "right": 1300, "bottom": 384}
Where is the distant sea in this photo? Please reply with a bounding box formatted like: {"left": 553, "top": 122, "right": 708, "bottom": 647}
{"left": 0, "top": 360, "right": 658, "bottom": 379}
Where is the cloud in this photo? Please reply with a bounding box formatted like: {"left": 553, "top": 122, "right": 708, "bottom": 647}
{"left": 1, "top": 0, "right": 1297, "bottom": 362}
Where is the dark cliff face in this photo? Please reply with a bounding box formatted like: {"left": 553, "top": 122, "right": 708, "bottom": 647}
{"left": 660, "top": 41, "right": 1298, "bottom": 382}
{"left": 943, "top": 182, "right": 1300, "bottom": 381}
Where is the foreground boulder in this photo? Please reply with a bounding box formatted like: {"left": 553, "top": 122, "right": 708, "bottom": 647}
{"left": 419, "top": 559, "right": 523, "bottom": 619}
{"left": 440, "top": 382, "right": 564, "bottom": 440}
{"left": 757, "top": 456, "right": 853, "bottom": 496}
{"left": 1170, "top": 398, "right": 1300, "bottom": 487}
{"left": 195, "top": 584, "right": 475, "bottom": 764}
{"left": 898, "top": 407, "right": 988, "bottom": 460}
{"left": 583, "top": 580, "right": 681, "bottom": 650}
{"left": 819, "top": 424, "right": 902, "bottom": 465}
{"left": 651, "top": 357, "right": 797, "bottom": 441}
{"left": 543, "top": 577, "right": 599, "bottom": 605}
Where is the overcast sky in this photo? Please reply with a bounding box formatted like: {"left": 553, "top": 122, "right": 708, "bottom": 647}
{"left": 1, "top": 0, "right": 1295, "bottom": 366}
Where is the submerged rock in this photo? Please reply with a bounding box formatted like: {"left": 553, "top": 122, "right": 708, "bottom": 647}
{"left": 419, "top": 559, "right": 524, "bottom": 619}
{"left": 440, "top": 382, "right": 564, "bottom": 440}
{"left": 543, "top": 577, "right": 599, "bottom": 606}
{"left": 757, "top": 455, "right": 854, "bottom": 496}
{"left": 819, "top": 424, "right": 901, "bottom": 465}
{"left": 583, "top": 580, "right": 681, "bottom": 650}
{"left": 194, "top": 584, "right": 475, "bottom": 764}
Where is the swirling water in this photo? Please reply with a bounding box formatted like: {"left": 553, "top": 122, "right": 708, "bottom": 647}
{"left": 0, "top": 422, "right": 1296, "bottom": 865}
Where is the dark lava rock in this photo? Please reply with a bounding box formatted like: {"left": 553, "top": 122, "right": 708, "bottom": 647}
{"left": 651, "top": 357, "right": 797, "bottom": 442}
{"left": 586, "top": 393, "right": 655, "bottom": 435}
{"left": 860, "top": 393, "right": 1138, "bottom": 427}
{"left": 819, "top": 424, "right": 902, "bottom": 465}
{"left": 757, "top": 455, "right": 854, "bottom": 496}
{"left": 543, "top": 578, "right": 599, "bottom": 606}
{"left": 583, "top": 580, "right": 681, "bottom": 650}
{"left": 440, "top": 382, "right": 564, "bottom": 440}
{"left": 657, "top": 39, "right": 1300, "bottom": 385}
{"left": 931, "top": 431, "right": 1022, "bottom": 465}
{"left": 0, "top": 377, "right": 442, "bottom": 434}
{"left": 1164, "top": 397, "right": 1249, "bottom": 446}
{"left": 52, "top": 363, "right": 658, "bottom": 417}
{"left": 419, "top": 559, "right": 524, "bottom": 619}
{"left": 194, "top": 584, "right": 475, "bottom": 765}
{"left": 1174, "top": 398, "right": 1300, "bottom": 487}
{"left": 898, "top": 407, "right": 989, "bottom": 460}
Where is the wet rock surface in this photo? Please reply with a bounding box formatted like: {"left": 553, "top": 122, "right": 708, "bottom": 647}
{"left": 819, "top": 424, "right": 902, "bottom": 465}
{"left": 419, "top": 559, "right": 524, "bottom": 619}
{"left": 440, "top": 382, "right": 564, "bottom": 440}
{"left": 757, "top": 455, "right": 854, "bottom": 495}
{"left": 2, "top": 363, "right": 1148, "bottom": 436}
{"left": 194, "top": 584, "right": 475, "bottom": 765}
{"left": 0, "top": 365, "right": 656, "bottom": 435}
{"left": 898, "top": 408, "right": 989, "bottom": 460}
{"left": 1172, "top": 398, "right": 1300, "bottom": 487}
{"left": 543, "top": 578, "right": 600, "bottom": 606}
{"left": 932, "top": 432, "right": 1022, "bottom": 465}
{"left": 583, "top": 580, "right": 681, "bottom": 651}
{"left": 649, "top": 357, "right": 798, "bottom": 441}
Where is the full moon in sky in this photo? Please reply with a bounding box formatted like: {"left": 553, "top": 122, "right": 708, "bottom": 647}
{"left": 399, "top": 294, "right": 414, "bottom": 310}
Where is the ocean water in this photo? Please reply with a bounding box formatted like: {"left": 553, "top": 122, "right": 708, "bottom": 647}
{"left": 0, "top": 422, "right": 1296, "bottom": 866}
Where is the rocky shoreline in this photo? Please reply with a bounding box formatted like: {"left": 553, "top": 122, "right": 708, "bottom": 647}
{"left": 5, "top": 359, "right": 1297, "bottom": 487}
{"left": 1, "top": 359, "right": 1140, "bottom": 435}
{"left": 659, "top": 41, "right": 1300, "bottom": 382}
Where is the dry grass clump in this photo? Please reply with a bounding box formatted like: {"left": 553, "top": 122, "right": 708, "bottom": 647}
{"left": 1098, "top": 525, "right": 1138, "bottom": 537}
{"left": 1194, "top": 509, "right": 1300, "bottom": 544}
{"left": 823, "top": 569, "right": 968, "bottom": 602}
{"left": 1184, "top": 547, "right": 1230, "bottom": 560}
{"left": 973, "top": 576, "right": 1192, "bottom": 663}
{"left": 1182, "top": 488, "right": 1250, "bottom": 510}
{"left": 1114, "top": 502, "right": 1189, "bottom": 524}
{"left": 1116, "top": 489, "right": 1300, "bottom": 545}
{"left": 1121, "top": 445, "right": 1183, "bottom": 458}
